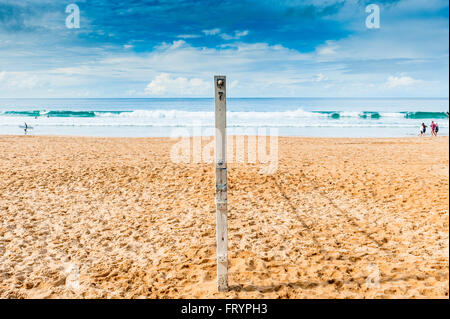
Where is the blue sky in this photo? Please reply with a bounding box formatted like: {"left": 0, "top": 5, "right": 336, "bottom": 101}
{"left": 0, "top": 0, "right": 448, "bottom": 97}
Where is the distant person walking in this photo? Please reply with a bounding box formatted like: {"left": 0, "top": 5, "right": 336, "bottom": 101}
{"left": 19, "top": 122, "right": 33, "bottom": 135}
{"left": 431, "top": 121, "right": 437, "bottom": 136}
{"left": 434, "top": 122, "right": 439, "bottom": 136}
{"left": 420, "top": 123, "right": 427, "bottom": 136}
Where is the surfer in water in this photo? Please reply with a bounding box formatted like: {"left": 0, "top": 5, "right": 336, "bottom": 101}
{"left": 23, "top": 122, "right": 28, "bottom": 135}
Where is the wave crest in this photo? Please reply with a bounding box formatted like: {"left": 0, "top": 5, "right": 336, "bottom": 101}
{"left": 1, "top": 109, "right": 448, "bottom": 120}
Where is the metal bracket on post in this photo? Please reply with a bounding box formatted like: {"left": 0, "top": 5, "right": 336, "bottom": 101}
{"left": 217, "top": 254, "right": 228, "bottom": 264}
{"left": 214, "top": 75, "right": 228, "bottom": 292}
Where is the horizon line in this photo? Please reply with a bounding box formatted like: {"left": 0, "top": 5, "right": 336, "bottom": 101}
{"left": 0, "top": 97, "right": 449, "bottom": 100}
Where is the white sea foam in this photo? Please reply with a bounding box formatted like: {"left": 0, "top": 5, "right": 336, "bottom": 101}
{"left": 1, "top": 109, "right": 448, "bottom": 132}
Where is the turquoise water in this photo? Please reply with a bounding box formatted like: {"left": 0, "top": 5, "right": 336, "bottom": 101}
{"left": 0, "top": 98, "right": 448, "bottom": 137}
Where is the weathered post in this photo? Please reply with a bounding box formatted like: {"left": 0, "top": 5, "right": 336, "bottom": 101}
{"left": 214, "top": 75, "right": 228, "bottom": 292}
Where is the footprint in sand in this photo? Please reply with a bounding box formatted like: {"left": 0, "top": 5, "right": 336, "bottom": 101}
{"left": 430, "top": 165, "right": 449, "bottom": 177}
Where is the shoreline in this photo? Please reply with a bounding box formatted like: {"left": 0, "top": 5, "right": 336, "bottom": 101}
{"left": 1, "top": 134, "right": 449, "bottom": 139}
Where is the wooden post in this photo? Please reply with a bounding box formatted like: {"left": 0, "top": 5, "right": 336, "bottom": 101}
{"left": 214, "top": 75, "right": 228, "bottom": 292}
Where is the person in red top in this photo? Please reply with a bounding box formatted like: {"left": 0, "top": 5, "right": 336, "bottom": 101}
{"left": 431, "top": 121, "right": 437, "bottom": 136}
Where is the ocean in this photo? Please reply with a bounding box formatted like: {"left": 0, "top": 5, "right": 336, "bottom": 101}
{"left": 0, "top": 98, "right": 448, "bottom": 137}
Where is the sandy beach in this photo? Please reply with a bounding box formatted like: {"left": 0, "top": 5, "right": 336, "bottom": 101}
{"left": 0, "top": 135, "right": 448, "bottom": 299}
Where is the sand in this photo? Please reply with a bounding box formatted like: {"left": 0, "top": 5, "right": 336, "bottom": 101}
{"left": 0, "top": 135, "right": 448, "bottom": 299}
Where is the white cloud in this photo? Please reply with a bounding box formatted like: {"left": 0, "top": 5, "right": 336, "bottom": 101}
{"left": 316, "top": 41, "right": 339, "bottom": 56}
{"left": 202, "top": 28, "right": 249, "bottom": 40}
{"left": 229, "top": 80, "right": 239, "bottom": 89}
{"left": 314, "top": 73, "right": 328, "bottom": 82}
{"left": 32, "top": 40, "right": 436, "bottom": 97}
{"left": 0, "top": 69, "right": 97, "bottom": 97}
{"left": 202, "top": 28, "right": 221, "bottom": 35}
{"left": 0, "top": 71, "right": 41, "bottom": 89}
{"left": 177, "top": 34, "right": 201, "bottom": 39}
{"left": 158, "top": 39, "right": 187, "bottom": 50}
{"left": 50, "top": 65, "right": 97, "bottom": 76}
{"left": 220, "top": 30, "right": 249, "bottom": 40}
{"left": 11, "top": 76, "right": 39, "bottom": 89}
{"left": 385, "top": 76, "right": 421, "bottom": 88}
{"left": 235, "top": 30, "right": 249, "bottom": 37}
{"left": 1, "top": 33, "right": 445, "bottom": 98}
{"left": 123, "top": 44, "right": 134, "bottom": 49}
{"left": 144, "top": 73, "right": 210, "bottom": 96}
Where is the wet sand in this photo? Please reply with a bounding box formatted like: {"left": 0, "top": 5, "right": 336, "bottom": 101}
{"left": 0, "top": 135, "right": 448, "bottom": 298}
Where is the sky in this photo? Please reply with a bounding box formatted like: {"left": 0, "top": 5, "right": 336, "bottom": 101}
{"left": 0, "top": 0, "right": 448, "bottom": 98}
